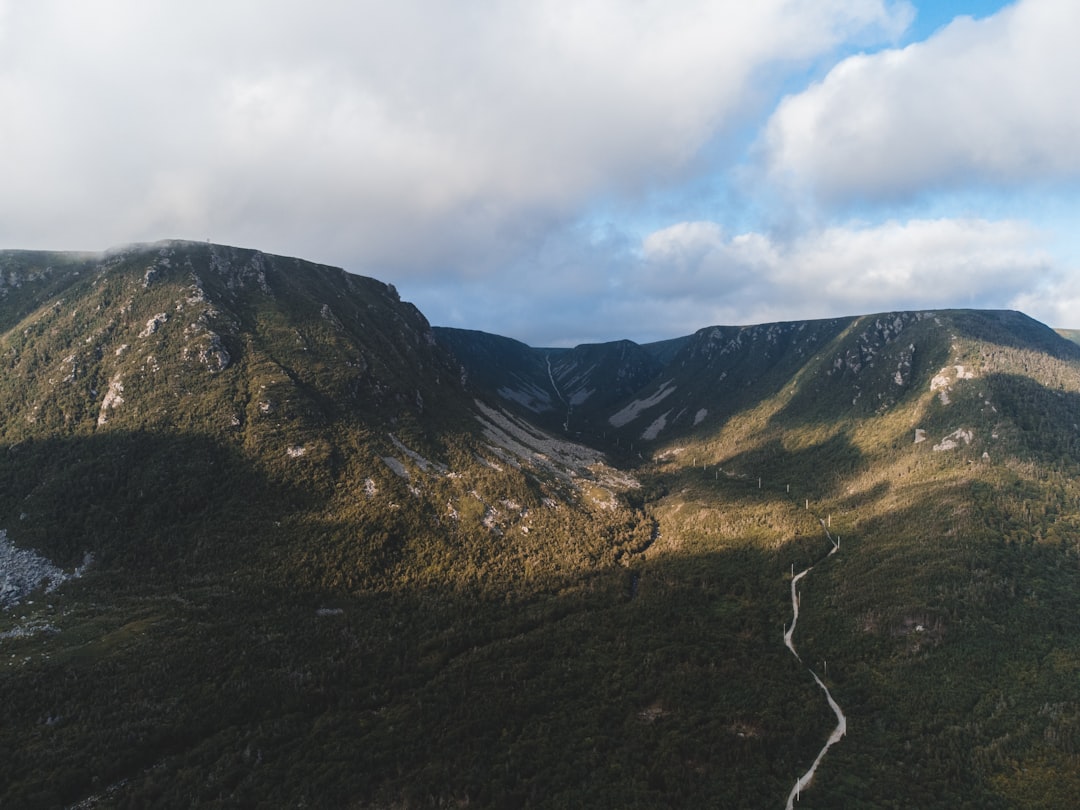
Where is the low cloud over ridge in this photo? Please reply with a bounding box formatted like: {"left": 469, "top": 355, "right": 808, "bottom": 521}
{"left": 4, "top": 0, "right": 1080, "bottom": 344}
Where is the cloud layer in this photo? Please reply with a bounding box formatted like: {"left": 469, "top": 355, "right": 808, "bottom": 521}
{"left": 764, "top": 0, "right": 1080, "bottom": 202}
{"left": 0, "top": 1, "right": 907, "bottom": 264}
{"left": 426, "top": 216, "right": 1055, "bottom": 345}
{"left": 2, "top": 0, "right": 1078, "bottom": 344}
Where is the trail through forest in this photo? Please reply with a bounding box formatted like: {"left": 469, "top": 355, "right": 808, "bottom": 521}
{"left": 783, "top": 521, "right": 846, "bottom": 809}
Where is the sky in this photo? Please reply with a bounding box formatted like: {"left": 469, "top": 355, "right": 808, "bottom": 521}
{"left": 2, "top": 0, "right": 1078, "bottom": 347}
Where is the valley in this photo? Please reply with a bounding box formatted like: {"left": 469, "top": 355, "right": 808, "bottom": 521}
{"left": 2, "top": 241, "right": 1080, "bottom": 807}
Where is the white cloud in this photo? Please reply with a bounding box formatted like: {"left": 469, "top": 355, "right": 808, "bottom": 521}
{"left": 16, "top": 1, "right": 1067, "bottom": 345}
{"left": 413, "top": 216, "right": 1057, "bottom": 344}
{"left": 0, "top": 0, "right": 911, "bottom": 274}
{"left": 763, "top": 0, "right": 1080, "bottom": 203}
{"left": 1011, "top": 273, "right": 1080, "bottom": 330}
{"left": 631, "top": 217, "right": 1053, "bottom": 325}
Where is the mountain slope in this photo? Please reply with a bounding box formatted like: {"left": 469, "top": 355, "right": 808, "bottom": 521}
{"left": 0, "top": 242, "right": 665, "bottom": 807}
{"left": 435, "top": 326, "right": 664, "bottom": 437}
{"left": 0, "top": 241, "right": 463, "bottom": 573}
{"left": 1057, "top": 327, "right": 1080, "bottom": 347}
{"left": 432, "top": 306, "right": 1080, "bottom": 806}
{"left": 635, "top": 309, "right": 1080, "bottom": 806}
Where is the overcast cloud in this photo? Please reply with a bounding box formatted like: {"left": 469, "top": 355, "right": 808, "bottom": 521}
{"left": 1, "top": 0, "right": 1077, "bottom": 345}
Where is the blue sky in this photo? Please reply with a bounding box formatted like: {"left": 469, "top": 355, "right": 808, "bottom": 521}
{"left": 904, "top": 0, "right": 1011, "bottom": 39}
{"left": 2, "top": 0, "right": 1077, "bottom": 346}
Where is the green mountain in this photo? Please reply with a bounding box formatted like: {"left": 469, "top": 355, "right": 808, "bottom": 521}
{"left": 4, "top": 241, "right": 1080, "bottom": 808}
{"left": 434, "top": 327, "right": 666, "bottom": 439}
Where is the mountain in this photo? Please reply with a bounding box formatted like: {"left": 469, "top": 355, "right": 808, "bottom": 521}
{"left": 4, "top": 241, "right": 1080, "bottom": 807}
{"left": 1058, "top": 327, "right": 1080, "bottom": 347}
{"left": 434, "top": 327, "right": 668, "bottom": 439}
{"left": 0, "top": 241, "right": 654, "bottom": 807}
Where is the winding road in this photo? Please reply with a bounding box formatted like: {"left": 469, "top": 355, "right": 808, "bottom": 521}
{"left": 783, "top": 522, "right": 846, "bottom": 809}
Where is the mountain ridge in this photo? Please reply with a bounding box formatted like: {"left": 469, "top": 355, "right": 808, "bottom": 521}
{"left": 440, "top": 307, "right": 1080, "bottom": 459}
